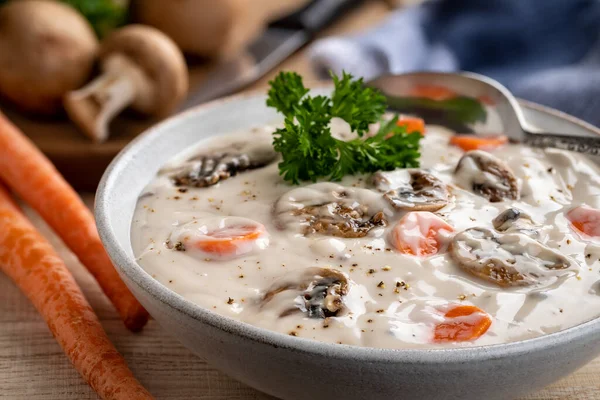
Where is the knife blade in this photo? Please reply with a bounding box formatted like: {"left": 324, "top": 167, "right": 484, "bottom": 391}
{"left": 179, "top": 0, "right": 363, "bottom": 110}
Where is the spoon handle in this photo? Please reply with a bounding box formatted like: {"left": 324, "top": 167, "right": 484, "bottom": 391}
{"left": 524, "top": 133, "right": 600, "bottom": 156}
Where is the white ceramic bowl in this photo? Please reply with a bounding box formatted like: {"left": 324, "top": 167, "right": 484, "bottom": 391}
{"left": 96, "top": 91, "right": 600, "bottom": 400}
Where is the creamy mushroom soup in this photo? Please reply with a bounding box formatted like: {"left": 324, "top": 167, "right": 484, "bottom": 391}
{"left": 131, "top": 120, "right": 600, "bottom": 348}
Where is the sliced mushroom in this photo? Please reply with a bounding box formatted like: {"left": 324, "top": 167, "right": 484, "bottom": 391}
{"left": 454, "top": 150, "right": 520, "bottom": 202}
{"left": 590, "top": 280, "right": 600, "bottom": 296}
{"left": 261, "top": 267, "right": 349, "bottom": 319}
{"left": 449, "top": 227, "right": 578, "bottom": 289}
{"left": 274, "top": 182, "right": 390, "bottom": 238}
{"left": 372, "top": 169, "right": 449, "bottom": 211}
{"left": 492, "top": 208, "right": 537, "bottom": 234}
{"left": 162, "top": 141, "right": 277, "bottom": 188}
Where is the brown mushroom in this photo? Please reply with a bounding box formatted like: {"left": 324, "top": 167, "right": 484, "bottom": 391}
{"left": 130, "top": 0, "right": 310, "bottom": 57}
{"left": 163, "top": 141, "right": 277, "bottom": 188}
{"left": 454, "top": 150, "right": 520, "bottom": 202}
{"left": 64, "top": 24, "right": 188, "bottom": 142}
{"left": 274, "top": 183, "right": 390, "bottom": 238}
{"left": 0, "top": 0, "right": 98, "bottom": 114}
{"left": 492, "top": 208, "right": 536, "bottom": 233}
{"left": 261, "top": 267, "right": 349, "bottom": 319}
{"left": 372, "top": 169, "right": 450, "bottom": 212}
{"left": 449, "top": 227, "right": 578, "bottom": 289}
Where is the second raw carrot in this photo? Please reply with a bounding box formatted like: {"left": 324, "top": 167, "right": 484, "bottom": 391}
{"left": 0, "top": 185, "right": 153, "bottom": 399}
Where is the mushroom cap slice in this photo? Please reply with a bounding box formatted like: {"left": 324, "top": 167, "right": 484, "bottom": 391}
{"left": 261, "top": 267, "right": 350, "bottom": 319}
{"left": 372, "top": 169, "right": 450, "bottom": 212}
{"left": 492, "top": 208, "right": 537, "bottom": 233}
{"left": 160, "top": 139, "right": 277, "bottom": 187}
{"left": 99, "top": 24, "right": 188, "bottom": 116}
{"left": 274, "top": 182, "right": 390, "bottom": 238}
{"left": 449, "top": 227, "right": 578, "bottom": 289}
{"left": 0, "top": 0, "right": 98, "bottom": 114}
{"left": 454, "top": 150, "right": 520, "bottom": 202}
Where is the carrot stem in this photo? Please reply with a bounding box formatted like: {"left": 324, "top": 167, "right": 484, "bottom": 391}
{"left": 0, "top": 110, "right": 148, "bottom": 331}
{"left": 0, "top": 185, "right": 153, "bottom": 399}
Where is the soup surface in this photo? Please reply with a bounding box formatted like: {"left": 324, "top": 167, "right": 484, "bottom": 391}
{"left": 131, "top": 120, "right": 600, "bottom": 348}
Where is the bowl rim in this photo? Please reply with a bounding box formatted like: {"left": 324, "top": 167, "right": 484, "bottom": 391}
{"left": 96, "top": 87, "right": 600, "bottom": 364}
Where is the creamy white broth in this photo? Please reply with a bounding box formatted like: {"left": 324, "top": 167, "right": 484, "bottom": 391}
{"left": 131, "top": 121, "right": 600, "bottom": 348}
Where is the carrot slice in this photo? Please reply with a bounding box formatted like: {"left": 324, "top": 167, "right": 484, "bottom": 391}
{"left": 567, "top": 205, "right": 600, "bottom": 238}
{"left": 396, "top": 115, "right": 425, "bottom": 135}
{"left": 477, "top": 95, "right": 496, "bottom": 106}
{"left": 434, "top": 305, "right": 492, "bottom": 343}
{"left": 391, "top": 211, "right": 454, "bottom": 257}
{"left": 449, "top": 134, "right": 508, "bottom": 151}
{"left": 193, "top": 223, "right": 266, "bottom": 255}
{"left": 0, "top": 185, "right": 153, "bottom": 399}
{"left": 0, "top": 110, "right": 148, "bottom": 331}
{"left": 408, "top": 85, "right": 457, "bottom": 100}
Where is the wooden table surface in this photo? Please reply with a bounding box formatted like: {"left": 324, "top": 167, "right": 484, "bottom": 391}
{"left": 2, "top": 1, "right": 600, "bottom": 399}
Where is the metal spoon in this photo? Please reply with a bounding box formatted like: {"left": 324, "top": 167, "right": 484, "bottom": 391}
{"left": 366, "top": 71, "right": 600, "bottom": 156}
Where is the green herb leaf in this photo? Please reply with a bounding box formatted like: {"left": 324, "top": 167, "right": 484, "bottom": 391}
{"left": 266, "top": 71, "right": 423, "bottom": 184}
{"left": 63, "top": 0, "right": 127, "bottom": 37}
{"left": 330, "top": 71, "right": 387, "bottom": 136}
{"left": 0, "top": 0, "right": 129, "bottom": 37}
{"left": 266, "top": 72, "right": 310, "bottom": 118}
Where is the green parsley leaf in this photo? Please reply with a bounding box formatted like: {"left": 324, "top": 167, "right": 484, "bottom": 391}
{"left": 266, "top": 72, "right": 310, "bottom": 118}
{"left": 330, "top": 71, "right": 387, "bottom": 136}
{"left": 266, "top": 71, "right": 423, "bottom": 184}
{"left": 63, "top": 0, "right": 128, "bottom": 37}
{"left": 0, "top": 0, "right": 128, "bottom": 37}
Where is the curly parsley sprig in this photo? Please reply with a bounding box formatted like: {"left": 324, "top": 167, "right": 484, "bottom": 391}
{"left": 267, "top": 71, "right": 422, "bottom": 184}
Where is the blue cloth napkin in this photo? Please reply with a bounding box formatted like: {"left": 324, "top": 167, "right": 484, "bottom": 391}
{"left": 309, "top": 0, "right": 600, "bottom": 127}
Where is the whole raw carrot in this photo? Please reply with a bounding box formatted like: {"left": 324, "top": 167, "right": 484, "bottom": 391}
{"left": 0, "top": 185, "right": 153, "bottom": 399}
{"left": 0, "top": 110, "right": 148, "bottom": 331}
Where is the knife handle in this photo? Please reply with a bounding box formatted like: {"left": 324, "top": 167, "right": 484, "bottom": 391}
{"left": 270, "top": 0, "right": 364, "bottom": 34}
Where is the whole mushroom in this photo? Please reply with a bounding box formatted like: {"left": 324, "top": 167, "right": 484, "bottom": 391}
{"left": 0, "top": 0, "right": 98, "bottom": 114}
{"left": 130, "top": 0, "right": 310, "bottom": 57}
{"left": 64, "top": 24, "right": 188, "bottom": 142}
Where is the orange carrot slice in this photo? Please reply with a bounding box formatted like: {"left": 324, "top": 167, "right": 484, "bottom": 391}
{"left": 0, "top": 110, "right": 148, "bottom": 331}
{"left": 0, "top": 185, "right": 153, "bottom": 399}
{"left": 409, "top": 85, "right": 457, "bottom": 100}
{"left": 396, "top": 115, "right": 425, "bottom": 135}
{"left": 391, "top": 211, "right": 454, "bottom": 257}
{"left": 449, "top": 134, "right": 508, "bottom": 151}
{"left": 434, "top": 305, "right": 492, "bottom": 343}
{"left": 567, "top": 205, "right": 600, "bottom": 238}
{"left": 477, "top": 94, "right": 496, "bottom": 106}
{"left": 193, "top": 223, "right": 267, "bottom": 256}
